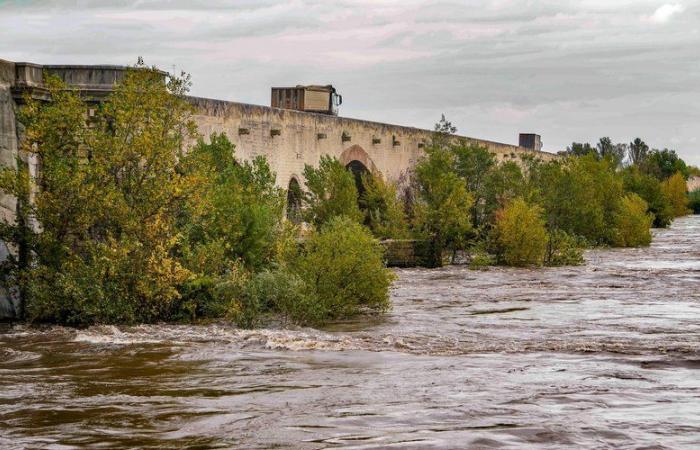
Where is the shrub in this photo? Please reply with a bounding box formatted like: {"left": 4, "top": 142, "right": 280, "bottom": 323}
{"left": 612, "top": 194, "right": 653, "bottom": 247}
{"left": 468, "top": 252, "right": 495, "bottom": 270}
{"left": 545, "top": 229, "right": 585, "bottom": 266}
{"left": 289, "top": 216, "right": 394, "bottom": 320}
{"left": 661, "top": 172, "right": 690, "bottom": 217}
{"left": 492, "top": 198, "right": 547, "bottom": 267}
{"left": 240, "top": 270, "right": 320, "bottom": 327}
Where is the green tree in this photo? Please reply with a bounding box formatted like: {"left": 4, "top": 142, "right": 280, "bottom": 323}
{"left": 661, "top": 172, "right": 690, "bottom": 217}
{"left": 302, "top": 155, "right": 362, "bottom": 228}
{"left": 532, "top": 154, "right": 623, "bottom": 245}
{"left": 622, "top": 167, "right": 673, "bottom": 228}
{"left": 451, "top": 142, "right": 497, "bottom": 226}
{"left": 566, "top": 142, "right": 596, "bottom": 157}
{"left": 612, "top": 194, "right": 653, "bottom": 247}
{"left": 412, "top": 144, "right": 474, "bottom": 266}
{"left": 482, "top": 161, "right": 526, "bottom": 225}
{"left": 432, "top": 114, "right": 458, "bottom": 147}
{"left": 643, "top": 149, "right": 688, "bottom": 180}
{"left": 628, "top": 138, "right": 649, "bottom": 165}
{"left": 179, "top": 133, "right": 284, "bottom": 273}
{"left": 2, "top": 65, "right": 196, "bottom": 324}
{"left": 597, "top": 137, "right": 626, "bottom": 166}
{"left": 492, "top": 198, "right": 547, "bottom": 267}
{"left": 359, "top": 172, "right": 409, "bottom": 239}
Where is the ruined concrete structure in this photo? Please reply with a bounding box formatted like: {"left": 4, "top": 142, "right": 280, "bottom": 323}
{"left": 0, "top": 59, "right": 556, "bottom": 318}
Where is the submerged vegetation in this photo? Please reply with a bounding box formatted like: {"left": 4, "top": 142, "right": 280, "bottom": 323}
{"left": 0, "top": 65, "right": 696, "bottom": 327}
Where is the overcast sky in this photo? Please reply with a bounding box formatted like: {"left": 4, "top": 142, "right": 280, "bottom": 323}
{"left": 1, "top": 0, "right": 699, "bottom": 164}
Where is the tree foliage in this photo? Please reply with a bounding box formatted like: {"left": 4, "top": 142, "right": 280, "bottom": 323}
{"left": 359, "top": 172, "right": 409, "bottom": 239}
{"left": 621, "top": 167, "right": 673, "bottom": 228}
{"left": 628, "top": 138, "right": 649, "bottom": 165}
{"left": 688, "top": 189, "right": 700, "bottom": 214}
{"left": 612, "top": 194, "right": 653, "bottom": 247}
{"left": 2, "top": 66, "right": 196, "bottom": 324}
{"left": 287, "top": 217, "right": 394, "bottom": 320}
{"left": 302, "top": 155, "right": 363, "bottom": 228}
{"left": 492, "top": 198, "right": 547, "bottom": 267}
{"left": 179, "top": 133, "right": 284, "bottom": 272}
{"left": 412, "top": 144, "right": 474, "bottom": 266}
{"left": 661, "top": 172, "right": 690, "bottom": 217}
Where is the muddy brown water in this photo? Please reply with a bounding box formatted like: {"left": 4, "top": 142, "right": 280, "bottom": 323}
{"left": 1, "top": 216, "right": 699, "bottom": 449}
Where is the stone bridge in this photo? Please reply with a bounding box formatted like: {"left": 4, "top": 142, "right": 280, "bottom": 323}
{"left": 0, "top": 59, "right": 556, "bottom": 318}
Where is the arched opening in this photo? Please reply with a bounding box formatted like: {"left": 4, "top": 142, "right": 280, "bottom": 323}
{"left": 286, "top": 177, "right": 303, "bottom": 224}
{"left": 346, "top": 160, "right": 369, "bottom": 198}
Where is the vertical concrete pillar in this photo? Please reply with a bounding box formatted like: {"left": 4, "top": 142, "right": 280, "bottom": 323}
{"left": 0, "top": 59, "right": 19, "bottom": 319}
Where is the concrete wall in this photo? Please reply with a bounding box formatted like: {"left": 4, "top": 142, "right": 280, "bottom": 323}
{"left": 0, "top": 58, "right": 18, "bottom": 318}
{"left": 189, "top": 96, "right": 555, "bottom": 190}
{"left": 688, "top": 176, "right": 700, "bottom": 193}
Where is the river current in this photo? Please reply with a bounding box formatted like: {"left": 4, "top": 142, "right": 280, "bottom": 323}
{"left": 1, "top": 216, "right": 699, "bottom": 449}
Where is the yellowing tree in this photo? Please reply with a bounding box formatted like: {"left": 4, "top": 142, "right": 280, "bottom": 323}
{"left": 1, "top": 65, "right": 197, "bottom": 324}
{"left": 613, "top": 194, "right": 653, "bottom": 247}
{"left": 493, "top": 198, "right": 547, "bottom": 267}
{"left": 661, "top": 172, "right": 690, "bottom": 217}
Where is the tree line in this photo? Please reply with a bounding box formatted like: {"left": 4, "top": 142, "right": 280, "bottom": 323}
{"left": 304, "top": 116, "right": 697, "bottom": 268}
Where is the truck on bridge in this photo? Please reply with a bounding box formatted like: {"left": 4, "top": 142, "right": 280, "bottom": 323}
{"left": 271, "top": 85, "right": 343, "bottom": 116}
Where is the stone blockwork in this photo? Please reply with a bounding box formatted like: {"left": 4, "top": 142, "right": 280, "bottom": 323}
{"left": 189, "top": 96, "right": 556, "bottom": 190}
{"left": 0, "top": 58, "right": 18, "bottom": 318}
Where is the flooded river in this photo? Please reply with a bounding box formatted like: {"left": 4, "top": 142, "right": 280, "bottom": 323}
{"left": 1, "top": 216, "right": 699, "bottom": 449}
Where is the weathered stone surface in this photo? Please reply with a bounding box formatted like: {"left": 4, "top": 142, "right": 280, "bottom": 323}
{"left": 188, "top": 96, "right": 555, "bottom": 190}
{"left": 0, "top": 58, "right": 18, "bottom": 319}
{"left": 688, "top": 176, "right": 700, "bottom": 193}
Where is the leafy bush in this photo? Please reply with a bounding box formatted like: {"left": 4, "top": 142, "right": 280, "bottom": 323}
{"left": 492, "top": 198, "right": 547, "bottom": 267}
{"left": 545, "top": 229, "right": 585, "bottom": 267}
{"left": 288, "top": 216, "right": 394, "bottom": 320}
{"left": 612, "top": 194, "right": 653, "bottom": 247}
{"left": 180, "top": 133, "right": 284, "bottom": 272}
{"left": 661, "top": 172, "right": 690, "bottom": 217}
{"left": 240, "top": 270, "right": 320, "bottom": 327}
{"left": 468, "top": 251, "right": 495, "bottom": 270}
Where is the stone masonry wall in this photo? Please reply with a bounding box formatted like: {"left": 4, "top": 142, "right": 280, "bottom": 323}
{"left": 188, "top": 96, "right": 556, "bottom": 189}
{"left": 0, "top": 59, "right": 18, "bottom": 318}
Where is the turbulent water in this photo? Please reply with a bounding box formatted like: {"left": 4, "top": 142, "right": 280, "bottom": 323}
{"left": 1, "top": 217, "right": 699, "bottom": 449}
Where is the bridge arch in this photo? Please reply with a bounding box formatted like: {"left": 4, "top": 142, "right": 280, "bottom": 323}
{"left": 339, "top": 145, "right": 379, "bottom": 175}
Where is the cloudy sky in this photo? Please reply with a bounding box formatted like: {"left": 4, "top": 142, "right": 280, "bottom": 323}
{"left": 1, "top": 0, "right": 699, "bottom": 164}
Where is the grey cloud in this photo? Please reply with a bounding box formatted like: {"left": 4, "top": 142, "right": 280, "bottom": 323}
{"left": 1, "top": 0, "right": 699, "bottom": 164}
